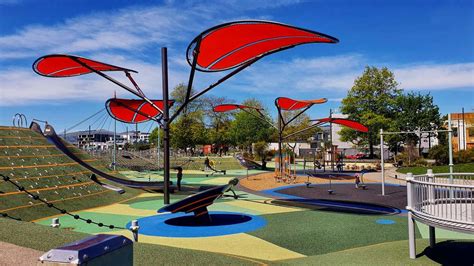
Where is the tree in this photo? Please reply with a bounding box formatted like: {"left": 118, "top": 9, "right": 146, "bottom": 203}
{"left": 149, "top": 126, "right": 163, "bottom": 146}
{"left": 390, "top": 92, "right": 441, "bottom": 159}
{"left": 340, "top": 66, "right": 401, "bottom": 158}
{"left": 170, "top": 111, "right": 208, "bottom": 155}
{"left": 280, "top": 111, "right": 319, "bottom": 142}
{"left": 202, "top": 95, "right": 234, "bottom": 155}
{"left": 170, "top": 83, "right": 205, "bottom": 116}
{"left": 229, "top": 98, "right": 275, "bottom": 151}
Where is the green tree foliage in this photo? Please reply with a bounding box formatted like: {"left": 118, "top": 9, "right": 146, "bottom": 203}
{"left": 170, "top": 111, "right": 208, "bottom": 155}
{"left": 229, "top": 98, "right": 275, "bottom": 151}
{"left": 340, "top": 66, "right": 401, "bottom": 157}
{"left": 388, "top": 92, "right": 441, "bottom": 158}
{"left": 170, "top": 83, "right": 205, "bottom": 116}
{"left": 149, "top": 126, "right": 163, "bottom": 146}
{"left": 166, "top": 84, "right": 210, "bottom": 154}
{"left": 428, "top": 144, "right": 449, "bottom": 165}
{"left": 202, "top": 95, "right": 234, "bottom": 155}
{"left": 253, "top": 141, "right": 269, "bottom": 161}
{"left": 280, "top": 111, "right": 319, "bottom": 142}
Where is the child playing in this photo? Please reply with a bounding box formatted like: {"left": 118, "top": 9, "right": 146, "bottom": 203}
{"left": 355, "top": 173, "right": 361, "bottom": 189}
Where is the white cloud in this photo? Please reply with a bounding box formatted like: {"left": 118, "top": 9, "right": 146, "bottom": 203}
{"left": 394, "top": 63, "right": 474, "bottom": 90}
{"left": 0, "top": 1, "right": 303, "bottom": 60}
{"left": 0, "top": 0, "right": 472, "bottom": 107}
{"left": 222, "top": 55, "right": 474, "bottom": 96}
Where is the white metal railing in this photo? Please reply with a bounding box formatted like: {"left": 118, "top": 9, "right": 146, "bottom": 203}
{"left": 407, "top": 171, "right": 473, "bottom": 230}
{"left": 406, "top": 170, "right": 474, "bottom": 259}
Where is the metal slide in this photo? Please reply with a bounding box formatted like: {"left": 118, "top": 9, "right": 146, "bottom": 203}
{"left": 37, "top": 122, "right": 169, "bottom": 190}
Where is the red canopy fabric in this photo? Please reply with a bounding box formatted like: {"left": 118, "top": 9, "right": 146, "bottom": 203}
{"left": 106, "top": 98, "right": 173, "bottom": 124}
{"left": 314, "top": 118, "right": 368, "bottom": 132}
{"left": 213, "top": 104, "right": 260, "bottom": 112}
{"left": 187, "top": 21, "right": 339, "bottom": 72}
{"left": 276, "top": 97, "right": 327, "bottom": 110}
{"left": 33, "top": 54, "right": 137, "bottom": 77}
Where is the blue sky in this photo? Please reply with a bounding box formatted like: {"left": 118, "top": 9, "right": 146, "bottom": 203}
{"left": 1, "top": 0, "right": 473, "bottom": 133}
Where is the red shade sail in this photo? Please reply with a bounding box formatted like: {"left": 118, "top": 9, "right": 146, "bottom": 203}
{"left": 33, "top": 54, "right": 137, "bottom": 77}
{"left": 106, "top": 98, "right": 173, "bottom": 124}
{"left": 276, "top": 97, "right": 327, "bottom": 110}
{"left": 314, "top": 118, "right": 368, "bottom": 132}
{"left": 187, "top": 21, "right": 339, "bottom": 72}
{"left": 213, "top": 104, "right": 261, "bottom": 112}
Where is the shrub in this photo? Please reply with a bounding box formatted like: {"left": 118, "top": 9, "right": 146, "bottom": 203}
{"left": 427, "top": 144, "right": 449, "bottom": 165}
{"left": 413, "top": 158, "right": 429, "bottom": 167}
{"left": 455, "top": 149, "right": 474, "bottom": 164}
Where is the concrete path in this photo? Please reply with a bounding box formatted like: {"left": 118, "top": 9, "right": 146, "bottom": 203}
{"left": 0, "top": 241, "right": 43, "bottom": 266}
{"left": 364, "top": 167, "right": 407, "bottom": 186}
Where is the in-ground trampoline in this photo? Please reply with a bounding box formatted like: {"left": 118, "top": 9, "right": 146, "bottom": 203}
{"left": 264, "top": 183, "right": 407, "bottom": 215}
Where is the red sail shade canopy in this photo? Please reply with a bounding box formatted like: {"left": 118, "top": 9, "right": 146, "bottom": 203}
{"left": 33, "top": 54, "right": 137, "bottom": 77}
{"left": 276, "top": 97, "right": 327, "bottom": 110}
{"left": 106, "top": 98, "right": 173, "bottom": 124}
{"left": 314, "top": 118, "right": 368, "bottom": 132}
{"left": 213, "top": 104, "right": 261, "bottom": 113}
{"left": 187, "top": 21, "right": 339, "bottom": 72}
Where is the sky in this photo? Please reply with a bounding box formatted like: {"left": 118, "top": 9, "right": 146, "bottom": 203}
{"left": 0, "top": 0, "right": 473, "bottom": 133}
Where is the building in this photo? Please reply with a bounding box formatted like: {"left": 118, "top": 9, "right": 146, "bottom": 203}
{"left": 305, "top": 113, "right": 360, "bottom": 158}
{"left": 268, "top": 142, "right": 311, "bottom": 157}
{"left": 120, "top": 131, "right": 150, "bottom": 144}
{"left": 450, "top": 112, "right": 474, "bottom": 152}
{"left": 77, "top": 130, "right": 115, "bottom": 150}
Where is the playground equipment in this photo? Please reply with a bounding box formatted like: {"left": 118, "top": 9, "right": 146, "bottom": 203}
{"left": 203, "top": 159, "right": 226, "bottom": 176}
{"left": 158, "top": 178, "right": 239, "bottom": 223}
{"left": 406, "top": 170, "right": 473, "bottom": 259}
{"left": 39, "top": 234, "right": 133, "bottom": 265}
{"left": 303, "top": 151, "right": 326, "bottom": 173}
{"left": 38, "top": 122, "right": 172, "bottom": 190}
{"left": 12, "top": 113, "right": 27, "bottom": 128}
{"left": 274, "top": 153, "right": 297, "bottom": 183}
{"left": 379, "top": 116, "right": 453, "bottom": 196}
{"left": 34, "top": 20, "right": 339, "bottom": 204}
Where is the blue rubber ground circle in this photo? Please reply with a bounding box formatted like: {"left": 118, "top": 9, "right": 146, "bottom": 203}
{"left": 376, "top": 219, "right": 396, "bottom": 225}
{"left": 126, "top": 211, "right": 267, "bottom": 237}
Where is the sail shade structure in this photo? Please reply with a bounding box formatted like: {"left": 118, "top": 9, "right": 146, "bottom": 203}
{"left": 33, "top": 54, "right": 137, "bottom": 77}
{"left": 213, "top": 104, "right": 261, "bottom": 112}
{"left": 314, "top": 118, "right": 368, "bottom": 132}
{"left": 276, "top": 97, "right": 327, "bottom": 110}
{"left": 187, "top": 20, "right": 339, "bottom": 72}
{"left": 106, "top": 98, "right": 173, "bottom": 124}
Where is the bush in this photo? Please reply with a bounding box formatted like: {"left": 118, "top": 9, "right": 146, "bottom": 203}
{"left": 395, "top": 152, "right": 411, "bottom": 166}
{"left": 428, "top": 144, "right": 449, "bottom": 165}
{"left": 455, "top": 149, "right": 474, "bottom": 164}
{"left": 413, "top": 158, "right": 429, "bottom": 167}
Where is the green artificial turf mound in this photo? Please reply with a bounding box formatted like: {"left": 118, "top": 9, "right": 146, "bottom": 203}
{"left": 0, "top": 126, "right": 140, "bottom": 221}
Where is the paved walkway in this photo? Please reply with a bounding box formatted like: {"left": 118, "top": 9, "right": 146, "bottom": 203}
{"left": 0, "top": 241, "right": 43, "bottom": 266}
{"left": 364, "top": 167, "right": 407, "bottom": 186}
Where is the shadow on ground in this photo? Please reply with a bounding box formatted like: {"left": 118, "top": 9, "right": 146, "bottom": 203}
{"left": 421, "top": 240, "right": 474, "bottom": 265}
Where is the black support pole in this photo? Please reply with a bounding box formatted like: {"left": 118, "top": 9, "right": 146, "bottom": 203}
{"left": 278, "top": 111, "right": 283, "bottom": 181}
{"left": 162, "top": 47, "right": 170, "bottom": 205}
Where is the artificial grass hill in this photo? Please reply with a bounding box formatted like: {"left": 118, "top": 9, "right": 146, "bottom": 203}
{"left": 0, "top": 126, "right": 139, "bottom": 221}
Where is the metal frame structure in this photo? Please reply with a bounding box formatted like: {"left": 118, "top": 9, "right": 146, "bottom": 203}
{"left": 379, "top": 114, "right": 453, "bottom": 196}
{"left": 34, "top": 20, "right": 339, "bottom": 204}
{"left": 12, "top": 113, "right": 28, "bottom": 128}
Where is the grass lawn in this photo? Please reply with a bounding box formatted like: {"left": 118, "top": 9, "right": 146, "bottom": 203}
{"left": 397, "top": 163, "right": 474, "bottom": 175}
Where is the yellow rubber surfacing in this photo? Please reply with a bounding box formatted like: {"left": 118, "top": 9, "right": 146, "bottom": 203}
{"left": 101, "top": 230, "right": 305, "bottom": 261}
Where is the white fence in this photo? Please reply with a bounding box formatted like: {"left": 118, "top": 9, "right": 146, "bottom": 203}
{"left": 406, "top": 170, "right": 474, "bottom": 259}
